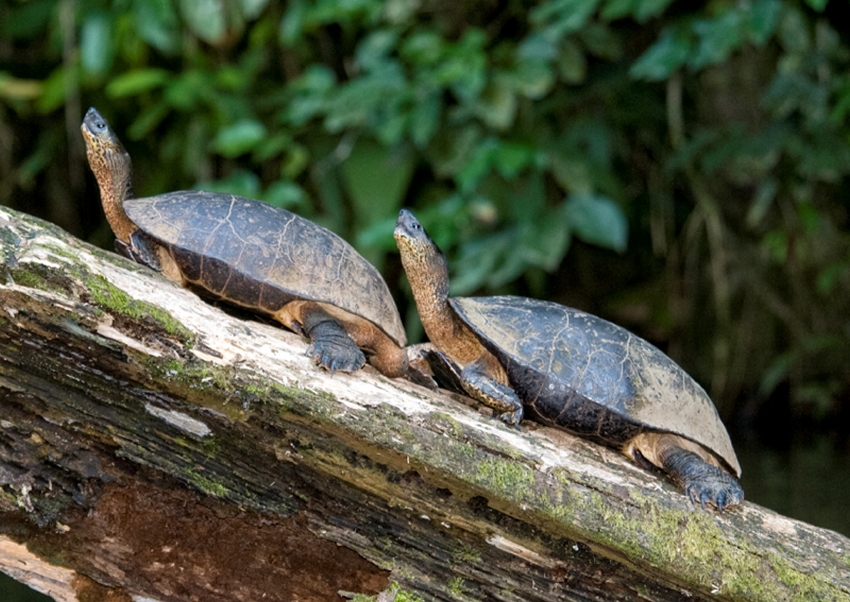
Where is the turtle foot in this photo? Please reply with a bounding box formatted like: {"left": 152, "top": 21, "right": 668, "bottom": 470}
{"left": 306, "top": 340, "right": 366, "bottom": 373}
{"left": 302, "top": 316, "right": 365, "bottom": 374}
{"left": 665, "top": 448, "right": 744, "bottom": 511}
{"left": 683, "top": 469, "right": 744, "bottom": 512}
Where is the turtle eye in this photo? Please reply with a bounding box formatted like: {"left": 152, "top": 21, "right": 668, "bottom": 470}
{"left": 412, "top": 223, "right": 421, "bottom": 231}
{"left": 95, "top": 120, "right": 105, "bottom": 130}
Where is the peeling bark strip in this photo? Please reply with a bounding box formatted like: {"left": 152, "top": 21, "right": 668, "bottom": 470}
{"left": 0, "top": 206, "right": 849, "bottom": 602}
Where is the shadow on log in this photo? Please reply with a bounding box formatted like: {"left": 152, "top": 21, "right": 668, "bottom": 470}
{"left": 0, "top": 206, "right": 848, "bottom": 601}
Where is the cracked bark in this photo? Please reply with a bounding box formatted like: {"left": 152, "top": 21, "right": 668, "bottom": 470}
{"left": 0, "top": 206, "right": 848, "bottom": 602}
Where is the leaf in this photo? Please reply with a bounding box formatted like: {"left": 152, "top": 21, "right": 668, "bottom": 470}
{"left": 164, "top": 70, "right": 210, "bottom": 110}
{"left": 80, "top": 12, "right": 114, "bottom": 78}
{"left": 128, "top": 103, "right": 170, "bottom": 140}
{"left": 475, "top": 77, "right": 517, "bottom": 130}
{"left": 196, "top": 170, "right": 261, "bottom": 197}
{"left": 400, "top": 29, "right": 444, "bottom": 65}
{"left": 557, "top": 39, "right": 587, "bottom": 83}
{"left": 550, "top": 155, "right": 593, "bottom": 195}
{"left": 263, "top": 181, "right": 306, "bottom": 209}
{"left": 410, "top": 90, "right": 441, "bottom": 148}
{"left": 517, "top": 212, "right": 571, "bottom": 272}
{"left": 0, "top": 73, "right": 42, "bottom": 101}
{"left": 212, "top": 120, "right": 268, "bottom": 157}
{"left": 180, "top": 0, "right": 226, "bottom": 44}
{"left": 634, "top": 0, "right": 675, "bottom": 22}
{"left": 600, "top": 0, "right": 637, "bottom": 21}
{"left": 689, "top": 10, "right": 743, "bottom": 70}
{"left": 3, "top": 0, "right": 53, "bottom": 40}
{"left": 517, "top": 32, "right": 558, "bottom": 62}
{"left": 36, "top": 67, "right": 68, "bottom": 113}
{"left": 106, "top": 69, "right": 171, "bottom": 99}
{"left": 452, "top": 231, "right": 512, "bottom": 294}
{"left": 804, "top": 0, "right": 828, "bottom": 11}
{"left": 237, "top": 0, "right": 270, "bottom": 19}
{"left": 493, "top": 142, "right": 535, "bottom": 179}
{"left": 746, "top": 178, "right": 778, "bottom": 229}
{"left": 746, "top": 0, "right": 781, "bottom": 45}
{"left": 563, "top": 193, "right": 627, "bottom": 252}
{"left": 279, "top": 0, "right": 305, "bottom": 46}
{"left": 341, "top": 139, "right": 414, "bottom": 227}
{"left": 629, "top": 27, "right": 691, "bottom": 81}
{"left": 133, "top": 0, "right": 180, "bottom": 54}
{"left": 356, "top": 29, "right": 398, "bottom": 71}
{"left": 579, "top": 23, "right": 623, "bottom": 60}
{"left": 508, "top": 59, "right": 555, "bottom": 99}
{"left": 455, "top": 138, "right": 499, "bottom": 193}
{"left": 530, "top": 0, "right": 601, "bottom": 35}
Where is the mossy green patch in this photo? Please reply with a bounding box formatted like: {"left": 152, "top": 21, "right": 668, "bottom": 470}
{"left": 9, "top": 263, "right": 75, "bottom": 297}
{"left": 474, "top": 457, "right": 534, "bottom": 499}
{"left": 448, "top": 575, "right": 466, "bottom": 596}
{"left": 429, "top": 411, "right": 463, "bottom": 437}
{"left": 451, "top": 542, "right": 481, "bottom": 565}
{"left": 85, "top": 273, "right": 194, "bottom": 341}
{"left": 387, "top": 583, "right": 425, "bottom": 602}
{"left": 186, "top": 469, "right": 230, "bottom": 499}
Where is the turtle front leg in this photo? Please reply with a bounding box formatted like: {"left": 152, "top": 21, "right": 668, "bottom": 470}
{"left": 126, "top": 230, "right": 162, "bottom": 271}
{"left": 460, "top": 357, "right": 524, "bottom": 428}
{"left": 299, "top": 310, "right": 366, "bottom": 374}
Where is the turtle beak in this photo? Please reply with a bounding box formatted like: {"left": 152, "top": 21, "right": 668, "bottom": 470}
{"left": 394, "top": 209, "right": 424, "bottom": 242}
{"left": 82, "top": 107, "right": 104, "bottom": 136}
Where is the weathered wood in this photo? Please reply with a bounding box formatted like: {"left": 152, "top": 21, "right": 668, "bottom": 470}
{"left": 0, "top": 205, "right": 848, "bottom": 602}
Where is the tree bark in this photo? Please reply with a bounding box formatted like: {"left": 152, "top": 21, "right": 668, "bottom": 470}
{"left": 0, "top": 205, "right": 848, "bottom": 602}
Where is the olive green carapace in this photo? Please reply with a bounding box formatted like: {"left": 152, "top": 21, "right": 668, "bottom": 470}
{"left": 394, "top": 208, "right": 744, "bottom": 511}
{"left": 81, "top": 107, "right": 409, "bottom": 378}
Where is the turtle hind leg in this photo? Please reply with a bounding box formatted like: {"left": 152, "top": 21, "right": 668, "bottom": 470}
{"left": 460, "top": 357, "right": 524, "bottom": 428}
{"left": 661, "top": 448, "right": 744, "bottom": 511}
{"left": 300, "top": 311, "right": 365, "bottom": 374}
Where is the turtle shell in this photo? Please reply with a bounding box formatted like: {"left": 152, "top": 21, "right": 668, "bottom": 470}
{"left": 124, "top": 192, "right": 406, "bottom": 346}
{"left": 450, "top": 295, "right": 740, "bottom": 476}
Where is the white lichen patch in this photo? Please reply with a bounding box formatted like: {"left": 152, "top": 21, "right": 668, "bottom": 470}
{"left": 96, "top": 321, "right": 163, "bottom": 357}
{"left": 485, "top": 534, "right": 563, "bottom": 569}
{"left": 145, "top": 403, "right": 211, "bottom": 438}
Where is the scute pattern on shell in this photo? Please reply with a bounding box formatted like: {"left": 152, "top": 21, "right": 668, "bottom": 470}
{"left": 124, "top": 192, "right": 406, "bottom": 346}
{"left": 451, "top": 296, "right": 740, "bottom": 476}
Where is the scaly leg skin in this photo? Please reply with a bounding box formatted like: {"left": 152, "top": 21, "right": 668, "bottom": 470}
{"left": 127, "top": 230, "right": 162, "bottom": 271}
{"left": 460, "top": 357, "right": 524, "bottom": 428}
{"left": 301, "top": 313, "right": 365, "bottom": 374}
{"left": 114, "top": 238, "right": 134, "bottom": 260}
{"left": 662, "top": 448, "right": 744, "bottom": 511}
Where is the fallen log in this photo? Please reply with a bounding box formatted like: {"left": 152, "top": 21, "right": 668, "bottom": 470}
{"left": 0, "top": 205, "right": 848, "bottom": 602}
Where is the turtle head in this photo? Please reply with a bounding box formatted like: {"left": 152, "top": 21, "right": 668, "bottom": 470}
{"left": 81, "top": 108, "right": 136, "bottom": 242}
{"left": 394, "top": 208, "right": 450, "bottom": 305}
{"left": 81, "top": 108, "right": 130, "bottom": 170}
{"left": 394, "top": 209, "right": 444, "bottom": 270}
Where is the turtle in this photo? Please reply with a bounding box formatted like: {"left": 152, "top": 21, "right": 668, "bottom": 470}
{"left": 80, "top": 107, "right": 411, "bottom": 378}
{"left": 394, "top": 208, "right": 744, "bottom": 510}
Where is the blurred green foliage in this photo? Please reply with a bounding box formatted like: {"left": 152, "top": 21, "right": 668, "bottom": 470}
{"left": 1, "top": 0, "right": 849, "bottom": 426}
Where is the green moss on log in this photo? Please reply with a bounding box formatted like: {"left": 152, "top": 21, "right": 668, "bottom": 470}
{"left": 84, "top": 273, "right": 194, "bottom": 342}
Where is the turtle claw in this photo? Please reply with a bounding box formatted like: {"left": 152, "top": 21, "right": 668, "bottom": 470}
{"left": 493, "top": 409, "right": 523, "bottom": 429}
{"left": 681, "top": 469, "right": 744, "bottom": 512}
{"left": 306, "top": 341, "right": 365, "bottom": 374}
{"left": 664, "top": 448, "right": 744, "bottom": 511}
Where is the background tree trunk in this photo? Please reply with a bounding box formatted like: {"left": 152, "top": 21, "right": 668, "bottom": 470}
{"left": 1, "top": 206, "right": 848, "bottom": 602}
